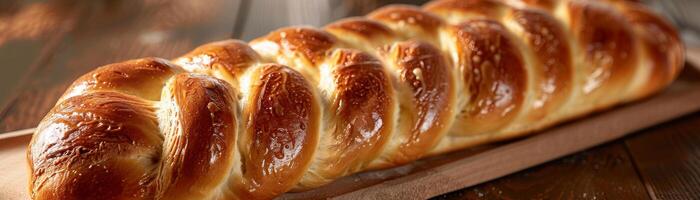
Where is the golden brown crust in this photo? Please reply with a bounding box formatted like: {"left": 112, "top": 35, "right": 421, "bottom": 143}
{"left": 381, "top": 40, "right": 456, "bottom": 164}
{"left": 174, "top": 40, "right": 260, "bottom": 95}
{"left": 324, "top": 17, "right": 398, "bottom": 52}
{"left": 28, "top": 0, "right": 684, "bottom": 199}
{"left": 253, "top": 27, "right": 337, "bottom": 66}
{"left": 30, "top": 92, "right": 162, "bottom": 200}
{"left": 309, "top": 49, "right": 395, "bottom": 184}
{"left": 518, "top": 0, "right": 559, "bottom": 10}
{"left": 175, "top": 40, "right": 260, "bottom": 78}
{"left": 326, "top": 18, "right": 395, "bottom": 39}
{"left": 157, "top": 74, "right": 238, "bottom": 200}
{"left": 507, "top": 8, "right": 573, "bottom": 121}
{"left": 61, "top": 57, "right": 180, "bottom": 101}
{"left": 368, "top": 5, "right": 444, "bottom": 37}
{"left": 568, "top": 0, "right": 638, "bottom": 106}
{"left": 235, "top": 64, "right": 320, "bottom": 199}
{"left": 424, "top": 0, "right": 510, "bottom": 20}
{"left": 450, "top": 19, "right": 527, "bottom": 135}
{"left": 614, "top": 1, "right": 684, "bottom": 98}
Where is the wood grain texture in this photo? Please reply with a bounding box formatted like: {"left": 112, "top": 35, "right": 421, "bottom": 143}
{"left": 626, "top": 112, "right": 700, "bottom": 200}
{"left": 0, "top": 134, "right": 32, "bottom": 199}
{"left": 432, "top": 142, "right": 650, "bottom": 200}
{"left": 0, "top": 0, "right": 82, "bottom": 113}
{"left": 0, "top": 0, "right": 239, "bottom": 132}
{"left": 2, "top": 1, "right": 700, "bottom": 199}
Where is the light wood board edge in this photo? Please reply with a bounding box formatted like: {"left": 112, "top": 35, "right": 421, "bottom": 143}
{"left": 330, "top": 47, "right": 700, "bottom": 200}
{"left": 0, "top": 128, "right": 34, "bottom": 140}
{"left": 333, "top": 83, "right": 700, "bottom": 200}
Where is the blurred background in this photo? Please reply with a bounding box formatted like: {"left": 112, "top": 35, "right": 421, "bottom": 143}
{"left": 1, "top": 0, "right": 700, "bottom": 199}
{"left": 0, "top": 0, "right": 431, "bottom": 109}
{"left": 0, "top": 0, "right": 697, "bottom": 128}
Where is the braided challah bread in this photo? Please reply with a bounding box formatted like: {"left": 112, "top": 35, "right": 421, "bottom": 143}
{"left": 28, "top": 0, "right": 683, "bottom": 199}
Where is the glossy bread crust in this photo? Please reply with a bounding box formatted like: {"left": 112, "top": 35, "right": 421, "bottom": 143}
{"left": 28, "top": 0, "right": 684, "bottom": 199}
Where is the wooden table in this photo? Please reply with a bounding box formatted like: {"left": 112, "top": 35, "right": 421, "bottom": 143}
{"left": 1, "top": 0, "right": 699, "bottom": 199}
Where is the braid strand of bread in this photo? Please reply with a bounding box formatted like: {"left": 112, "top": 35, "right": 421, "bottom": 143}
{"left": 27, "top": 0, "right": 683, "bottom": 199}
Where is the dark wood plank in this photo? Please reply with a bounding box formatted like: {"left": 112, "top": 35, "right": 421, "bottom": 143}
{"left": 425, "top": 57, "right": 700, "bottom": 200}
{"left": 625, "top": 112, "right": 700, "bottom": 200}
{"left": 430, "top": 142, "right": 650, "bottom": 200}
{"left": 0, "top": 0, "right": 239, "bottom": 132}
{"left": 1, "top": 1, "right": 697, "bottom": 199}
{"left": 0, "top": 0, "right": 83, "bottom": 109}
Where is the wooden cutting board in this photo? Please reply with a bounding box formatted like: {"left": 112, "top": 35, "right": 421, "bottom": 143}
{"left": 3, "top": 49, "right": 700, "bottom": 200}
